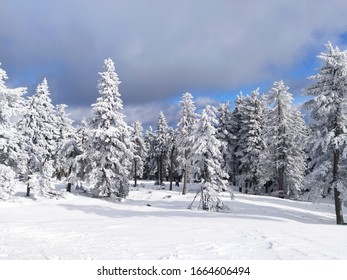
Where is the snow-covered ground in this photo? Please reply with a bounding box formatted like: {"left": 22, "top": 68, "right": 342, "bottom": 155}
{"left": 0, "top": 181, "right": 346, "bottom": 260}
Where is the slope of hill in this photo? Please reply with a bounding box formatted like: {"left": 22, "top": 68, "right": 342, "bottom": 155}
{"left": 0, "top": 181, "right": 346, "bottom": 260}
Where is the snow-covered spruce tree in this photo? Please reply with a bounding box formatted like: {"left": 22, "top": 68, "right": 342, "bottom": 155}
{"left": 131, "top": 121, "right": 147, "bottom": 187}
{"left": 54, "top": 104, "right": 83, "bottom": 192}
{"left": 176, "top": 92, "right": 198, "bottom": 194}
{"left": 0, "top": 166, "right": 16, "bottom": 200}
{"left": 73, "top": 119, "right": 92, "bottom": 191}
{"left": 54, "top": 104, "right": 75, "bottom": 181}
{"left": 189, "top": 105, "right": 229, "bottom": 211}
{"left": 83, "top": 58, "right": 133, "bottom": 198}
{"left": 0, "top": 63, "right": 27, "bottom": 199}
{"left": 56, "top": 131, "right": 83, "bottom": 193}
{"left": 17, "top": 78, "right": 58, "bottom": 197}
{"left": 264, "top": 81, "right": 307, "bottom": 198}
{"left": 217, "top": 102, "right": 234, "bottom": 181}
{"left": 154, "top": 111, "right": 170, "bottom": 185}
{"left": 236, "top": 89, "right": 265, "bottom": 194}
{"left": 167, "top": 127, "right": 179, "bottom": 190}
{"left": 143, "top": 127, "right": 158, "bottom": 180}
{"left": 0, "top": 63, "right": 26, "bottom": 125}
{"left": 228, "top": 93, "right": 245, "bottom": 186}
{"left": 304, "top": 42, "right": 347, "bottom": 224}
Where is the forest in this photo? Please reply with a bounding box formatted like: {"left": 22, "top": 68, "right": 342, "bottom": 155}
{"left": 0, "top": 42, "right": 346, "bottom": 225}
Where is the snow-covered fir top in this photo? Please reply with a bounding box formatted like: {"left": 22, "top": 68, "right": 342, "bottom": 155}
{"left": 176, "top": 92, "right": 198, "bottom": 167}
{"left": 177, "top": 92, "right": 197, "bottom": 132}
{"left": 91, "top": 58, "right": 126, "bottom": 130}
{"left": 155, "top": 111, "right": 170, "bottom": 154}
{"left": 18, "top": 78, "right": 57, "bottom": 144}
{"left": 0, "top": 63, "right": 27, "bottom": 124}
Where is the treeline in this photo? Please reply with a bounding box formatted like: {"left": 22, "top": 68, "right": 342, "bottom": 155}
{"left": 0, "top": 42, "right": 346, "bottom": 223}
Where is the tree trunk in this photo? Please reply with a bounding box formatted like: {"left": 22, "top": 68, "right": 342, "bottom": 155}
{"left": 332, "top": 111, "right": 345, "bottom": 225}
{"left": 159, "top": 154, "right": 163, "bottom": 185}
{"left": 232, "top": 163, "right": 237, "bottom": 186}
{"left": 169, "top": 146, "right": 175, "bottom": 191}
{"left": 277, "top": 165, "right": 284, "bottom": 191}
{"left": 201, "top": 187, "right": 208, "bottom": 210}
{"left": 182, "top": 164, "right": 188, "bottom": 195}
{"left": 277, "top": 100, "right": 285, "bottom": 193}
{"left": 155, "top": 156, "right": 160, "bottom": 184}
{"left": 66, "top": 182, "right": 72, "bottom": 193}
{"left": 169, "top": 169, "right": 173, "bottom": 191}
{"left": 134, "top": 160, "right": 137, "bottom": 187}
{"left": 332, "top": 149, "right": 344, "bottom": 224}
{"left": 26, "top": 184, "right": 30, "bottom": 197}
{"left": 56, "top": 169, "right": 62, "bottom": 181}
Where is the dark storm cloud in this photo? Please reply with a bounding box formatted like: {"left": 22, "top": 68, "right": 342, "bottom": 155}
{"left": 1, "top": 0, "right": 347, "bottom": 122}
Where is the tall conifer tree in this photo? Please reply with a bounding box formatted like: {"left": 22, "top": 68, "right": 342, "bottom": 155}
{"left": 154, "top": 111, "right": 170, "bottom": 185}
{"left": 18, "top": 79, "right": 57, "bottom": 197}
{"left": 0, "top": 63, "right": 26, "bottom": 199}
{"left": 304, "top": 42, "right": 347, "bottom": 224}
{"left": 131, "top": 121, "right": 147, "bottom": 187}
{"left": 264, "top": 81, "right": 307, "bottom": 198}
{"left": 176, "top": 92, "right": 198, "bottom": 194}
{"left": 84, "top": 58, "right": 133, "bottom": 198}
{"left": 236, "top": 89, "right": 265, "bottom": 193}
{"left": 189, "top": 105, "right": 228, "bottom": 211}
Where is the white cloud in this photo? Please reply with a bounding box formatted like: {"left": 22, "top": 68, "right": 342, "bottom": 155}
{"left": 65, "top": 105, "right": 92, "bottom": 126}
{"left": 195, "top": 96, "right": 219, "bottom": 108}
{"left": 123, "top": 102, "right": 179, "bottom": 129}
{"left": 66, "top": 99, "right": 182, "bottom": 129}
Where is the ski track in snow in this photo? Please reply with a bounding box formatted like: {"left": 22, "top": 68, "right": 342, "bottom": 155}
{"left": 0, "top": 181, "right": 347, "bottom": 260}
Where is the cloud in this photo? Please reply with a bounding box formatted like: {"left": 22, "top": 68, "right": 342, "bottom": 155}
{"left": 67, "top": 101, "right": 179, "bottom": 130}
{"left": 123, "top": 102, "right": 179, "bottom": 129}
{"left": 195, "top": 97, "right": 219, "bottom": 108}
{"left": 1, "top": 0, "right": 347, "bottom": 124}
{"left": 65, "top": 105, "right": 92, "bottom": 126}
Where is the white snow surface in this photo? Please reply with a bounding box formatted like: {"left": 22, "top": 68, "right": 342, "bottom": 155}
{"left": 0, "top": 181, "right": 346, "bottom": 260}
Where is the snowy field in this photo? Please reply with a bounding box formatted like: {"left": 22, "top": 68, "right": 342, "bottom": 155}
{"left": 0, "top": 181, "right": 346, "bottom": 260}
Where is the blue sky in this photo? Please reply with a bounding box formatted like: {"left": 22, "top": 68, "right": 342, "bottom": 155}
{"left": 1, "top": 0, "right": 347, "bottom": 126}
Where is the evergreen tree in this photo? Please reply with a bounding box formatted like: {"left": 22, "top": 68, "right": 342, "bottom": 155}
{"left": 0, "top": 63, "right": 26, "bottom": 124}
{"left": 167, "top": 127, "right": 179, "bottom": 191}
{"left": 0, "top": 165, "right": 16, "bottom": 200}
{"left": 229, "top": 93, "right": 244, "bottom": 186}
{"left": 143, "top": 127, "right": 157, "bottom": 180}
{"left": 304, "top": 42, "right": 347, "bottom": 224}
{"left": 217, "top": 102, "right": 234, "bottom": 180}
{"left": 17, "top": 78, "right": 58, "bottom": 197}
{"left": 236, "top": 89, "right": 265, "bottom": 193}
{"left": 57, "top": 131, "right": 83, "bottom": 193}
{"left": 83, "top": 58, "right": 133, "bottom": 198}
{"left": 54, "top": 105, "right": 83, "bottom": 192}
{"left": 131, "top": 121, "right": 147, "bottom": 186}
{"left": 154, "top": 111, "right": 170, "bottom": 185}
{"left": 189, "top": 105, "right": 229, "bottom": 211}
{"left": 0, "top": 63, "right": 27, "bottom": 199}
{"left": 264, "top": 81, "right": 307, "bottom": 198}
{"left": 54, "top": 104, "right": 75, "bottom": 181}
{"left": 176, "top": 92, "right": 198, "bottom": 194}
{"left": 74, "top": 119, "right": 92, "bottom": 191}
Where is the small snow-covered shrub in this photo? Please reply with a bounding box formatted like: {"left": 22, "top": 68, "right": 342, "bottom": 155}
{"left": 188, "top": 182, "right": 230, "bottom": 212}
{"left": 0, "top": 164, "right": 16, "bottom": 200}
{"left": 27, "top": 173, "right": 57, "bottom": 198}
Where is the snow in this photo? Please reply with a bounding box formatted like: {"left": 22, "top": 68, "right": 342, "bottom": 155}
{"left": 0, "top": 181, "right": 346, "bottom": 260}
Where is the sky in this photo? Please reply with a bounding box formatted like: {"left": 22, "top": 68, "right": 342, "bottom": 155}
{"left": 1, "top": 0, "right": 347, "bottom": 127}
